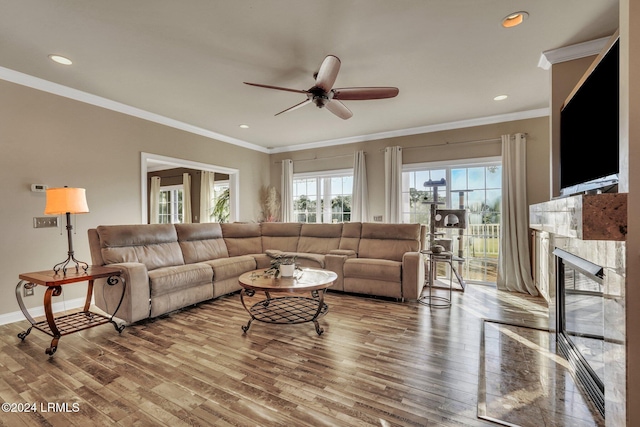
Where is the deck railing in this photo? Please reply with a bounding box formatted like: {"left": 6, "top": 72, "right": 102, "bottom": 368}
{"left": 434, "top": 223, "right": 500, "bottom": 282}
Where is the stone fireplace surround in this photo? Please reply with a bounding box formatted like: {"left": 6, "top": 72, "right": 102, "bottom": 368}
{"left": 529, "top": 193, "right": 626, "bottom": 426}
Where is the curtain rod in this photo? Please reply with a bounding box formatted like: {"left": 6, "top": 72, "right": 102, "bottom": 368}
{"left": 406, "top": 137, "right": 501, "bottom": 149}
{"left": 274, "top": 152, "right": 358, "bottom": 164}
{"left": 383, "top": 133, "right": 528, "bottom": 152}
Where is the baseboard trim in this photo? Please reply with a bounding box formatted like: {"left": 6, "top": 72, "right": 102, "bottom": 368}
{"left": 0, "top": 297, "right": 86, "bottom": 326}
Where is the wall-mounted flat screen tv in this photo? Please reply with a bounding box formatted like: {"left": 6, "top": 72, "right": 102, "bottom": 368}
{"left": 560, "top": 36, "right": 619, "bottom": 196}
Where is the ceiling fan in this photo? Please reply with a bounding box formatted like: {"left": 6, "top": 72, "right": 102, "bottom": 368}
{"left": 244, "top": 55, "right": 399, "bottom": 120}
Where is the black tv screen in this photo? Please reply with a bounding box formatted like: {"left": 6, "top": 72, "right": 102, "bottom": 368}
{"left": 560, "top": 38, "right": 619, "bottom": 194}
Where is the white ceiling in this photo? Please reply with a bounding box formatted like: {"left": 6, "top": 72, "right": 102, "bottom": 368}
{"left": 0, "top": 1, "right": 618, "bottom": 152}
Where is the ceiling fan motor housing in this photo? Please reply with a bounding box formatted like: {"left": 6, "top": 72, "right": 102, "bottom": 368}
{"left": 310, "top": 87, "right": 331, "bottom": 108}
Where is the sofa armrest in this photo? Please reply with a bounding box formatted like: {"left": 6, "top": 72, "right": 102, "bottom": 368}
{"left": 253, "top": 253, "right": 273, "bottom": 269}
{"left": 328, "top": 249, "right": 357, "bottom": 258}
{"left": 94, "top": 262, "right": 150, "bottom": 324}
{"left": 401, "top": 252, "right": 425, "bottom": 301}
{"left": 324, "top": 254, "right": 347, "bottom": 292}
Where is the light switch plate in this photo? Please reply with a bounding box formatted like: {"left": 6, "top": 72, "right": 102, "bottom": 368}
{"left": 33, "top": 216, "right": 58, "bottom": 228}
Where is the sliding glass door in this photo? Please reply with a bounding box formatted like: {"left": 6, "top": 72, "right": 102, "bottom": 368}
{"left": 402, "top": 157, "right": 501, "bottom": 284}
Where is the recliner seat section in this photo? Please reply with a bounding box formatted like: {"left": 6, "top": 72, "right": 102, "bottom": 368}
{"left": 88, "top": 222, "right": 426, "bottom": 324}
{"left": 343, "top": 223, "right": 424, "bottom": 300}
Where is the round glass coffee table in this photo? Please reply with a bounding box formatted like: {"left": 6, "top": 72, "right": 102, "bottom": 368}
{"left": 238, "top": 267, "right": 337, "bottom": 335}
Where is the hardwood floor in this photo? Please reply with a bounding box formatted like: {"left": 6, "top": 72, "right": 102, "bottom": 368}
{"left": 0, "top": 285, "right": 596, "bottom": 426}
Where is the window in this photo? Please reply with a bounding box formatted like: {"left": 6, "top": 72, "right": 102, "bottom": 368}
{"left": 403, "top": 158, "right": 501, "bottom": 283}
{"left": 293, "top": 170, "right": 353, "bottom": 223}
{"left": 158, "top": 185, "right": 184, "bottom": 224}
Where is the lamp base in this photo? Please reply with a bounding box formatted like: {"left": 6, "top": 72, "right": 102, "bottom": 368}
{"left": 53, "top": 212, "right": 89, "bottom": 275}
{"left": 53, "top": 254, "right": 89, "bottom": 275}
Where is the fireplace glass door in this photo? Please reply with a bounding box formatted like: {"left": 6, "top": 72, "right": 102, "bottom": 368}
{"left": 554, "top": 248, "right": 605, "bottom": 417}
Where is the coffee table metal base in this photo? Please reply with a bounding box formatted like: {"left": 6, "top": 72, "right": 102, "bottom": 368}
{"left": 240, "top": 289, "right": 328, "bottom": 335}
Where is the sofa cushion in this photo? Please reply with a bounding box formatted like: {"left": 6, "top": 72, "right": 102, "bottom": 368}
{"left": 344, "top": 258, "right": 401, "bottom": 283}
{"left": 97, "top": 224, "right": 185, "bottom": 270}
{"left": 297, "top": 223, "right": 342, "bottom": 254}
{"left": 343, "top": 277, "right": 402, "bottom": 299}
{"left": 205, "top": 255, "right": 257, "bottom": 281}
{"left": 175, "top": 223, "right": 229, "bottom": 264}
{"left": 261, "top": 222, "right": 301, "bottom": 252}
{"left": 357, "top": 223, "right": 421, "bottom": 262}
{"left": 148, "top": 263, "right": 213, "bottom": 297}
{"left": 339, "top": 222, "right": 362, "bottom": 253}
{"left": 221, "top": 223, "right": 263, "bottom": 256}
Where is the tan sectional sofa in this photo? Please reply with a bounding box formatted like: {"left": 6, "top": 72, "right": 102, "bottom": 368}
{"left": 88, "top": 222, "right": 425, "bottom": 324}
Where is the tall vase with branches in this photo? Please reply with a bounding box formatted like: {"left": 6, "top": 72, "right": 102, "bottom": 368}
{"left": 259, "top": 185, "right": 281, "bottom": 222}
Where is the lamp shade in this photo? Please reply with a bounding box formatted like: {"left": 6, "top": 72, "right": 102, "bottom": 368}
{"left": 44, "top": 187, "right": 89, "bottom": 215}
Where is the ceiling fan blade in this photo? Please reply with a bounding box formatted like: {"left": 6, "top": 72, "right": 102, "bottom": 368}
{"left": 243, "top": 82, "right": 308, "bottom": 94}
{"left": 332, "top": 87, "right": 399, "bottom": 100}
{"left": 325, "top": 100, "right": 353, "bottom": 120}
{"left": 275, "top": 98, "right": 312, "bottom": 116}
{"left": 315, "top": 55, "right": 341, "bottom": 92}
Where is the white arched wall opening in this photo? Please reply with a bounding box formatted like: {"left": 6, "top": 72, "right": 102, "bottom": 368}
{"left": 141, "top": 152, "right": 239, "bottom": 224}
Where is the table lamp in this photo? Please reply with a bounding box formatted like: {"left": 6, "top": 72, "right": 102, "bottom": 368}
{"left": 44, "top": 187, "right": 90, "bottom": 274}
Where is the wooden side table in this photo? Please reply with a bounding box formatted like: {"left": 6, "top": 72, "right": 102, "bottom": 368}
{"left": 15, "top": 266, "right": 126, "bottom": 355}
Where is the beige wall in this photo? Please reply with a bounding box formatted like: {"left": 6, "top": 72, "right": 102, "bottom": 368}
{"left": 0, "top": 80, "right": 270, "bottom": 317}
{"left": 270, "top": 116, "right": 550, "bottom": 221}
{"left": 0, "top": 77, "right": 551, "bottom": 320}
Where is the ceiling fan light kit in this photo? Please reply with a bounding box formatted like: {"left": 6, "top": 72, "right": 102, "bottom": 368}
{"left": 244, "top": 55, "right": 399, "bottom": 120}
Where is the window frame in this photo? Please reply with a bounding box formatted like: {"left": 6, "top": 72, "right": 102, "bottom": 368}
{"left": 402, "top": 156, "right": 502, "bottom": 284}
{"left": 293, "top": 168, "right": 353, "bottom": 224}
{"left": 158, "top": 184, "right": 184, "bottom": 224}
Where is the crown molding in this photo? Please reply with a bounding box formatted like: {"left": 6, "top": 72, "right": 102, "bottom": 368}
{"left": 269, "top": 108, "right": 549, "bottom": 154}
{"left": 538, "top": 36, "right": 611, "bottom": 70}
{"left": 0, "top": 66, "right": 269, "bottom": 154}
{"left": 1, "top": 66, "right": 548, "bottom": 155}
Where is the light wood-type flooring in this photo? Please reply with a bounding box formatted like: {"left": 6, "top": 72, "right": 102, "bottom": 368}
{"left": 0, "top": 284, "right": 602, "bottom": 426}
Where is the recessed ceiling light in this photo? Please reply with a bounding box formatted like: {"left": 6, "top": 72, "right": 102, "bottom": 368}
{"left": 239, "top": 124, "right": 250, "bottom": 129}
{"left": 48, "top": 54, "right": 73, "bottom": 65}
{"left": 494, "top": 95, "right": 508, "bottom": 101}
{"left": 501, "top": 11, "right": 528, "bottom": 28}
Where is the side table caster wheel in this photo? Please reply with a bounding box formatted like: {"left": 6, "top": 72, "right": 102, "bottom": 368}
{"left": 45, "top": 346, "right": 57, "bottom": 356}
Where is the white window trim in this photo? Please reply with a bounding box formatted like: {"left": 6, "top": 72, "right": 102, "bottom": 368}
{"left": 293, "top": 168, "right": 354, "bottom": 224}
